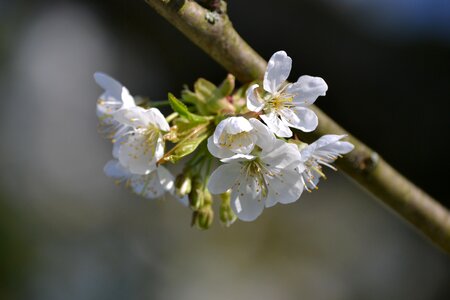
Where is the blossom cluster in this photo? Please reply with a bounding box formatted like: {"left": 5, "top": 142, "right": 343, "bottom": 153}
{"left": 95, "top": 51, "right": 354, "bottom": 228}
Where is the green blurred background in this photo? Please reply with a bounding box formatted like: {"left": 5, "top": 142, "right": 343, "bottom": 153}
{"left": 1, "top": 0, "right": 450, "bottom": 299}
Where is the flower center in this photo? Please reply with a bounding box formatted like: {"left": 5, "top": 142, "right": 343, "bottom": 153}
{"left": 219, "top": 131, "right": 251, "bottom": 150}
{"left": 301, "top": 156, "right": 331, "bottom": 192}
{"left": 265, "top": 93, "right": 294, "bottom": 112}
{"left": 241, "top": 159, "right": 270, "bottom": 198}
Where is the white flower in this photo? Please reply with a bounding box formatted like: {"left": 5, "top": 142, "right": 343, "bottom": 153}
{"left": 246, "top": 51, "right": 328, "bottom": 138}
{"left": 207, "top": 117, "right": 275, "bottom": 159}
{"left": 113, "top": 106, "right": 170, "bottom": 175}
{"left": 94, "top": 72, "right": 136, "bottom": 139}
{"left": 104, "top": 159, "right": 176, "bottom": 200}
{"left": 207, "top": 139, "right": 304, "bottom": 221}
{"left": 297, "top": 134, "right": 354, "bottom": 191}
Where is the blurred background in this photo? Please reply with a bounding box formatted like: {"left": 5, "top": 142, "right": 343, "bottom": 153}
{"left": 1, "top": 0, "right": 450, "bottom": 299}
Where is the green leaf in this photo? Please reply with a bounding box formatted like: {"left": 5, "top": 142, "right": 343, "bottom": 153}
{"left": 168, "top": 93, "right": 209, "bottom": 123}
{"left": 173, "top": 118, "right": 200, "bottom": 138}
{"left": 164, "top": 132, "right": 209, "bottom": 164}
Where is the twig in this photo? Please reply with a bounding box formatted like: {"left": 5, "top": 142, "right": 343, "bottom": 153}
{"left": 145, "top": 0, "right": 450, "bottom": 252}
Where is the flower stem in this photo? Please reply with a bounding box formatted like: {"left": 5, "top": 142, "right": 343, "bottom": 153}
{"left": 203, "top": 156, "right": 213, "bottom": 189}
{"left": 165, "top": 112, "right": 178, "bottom": 123}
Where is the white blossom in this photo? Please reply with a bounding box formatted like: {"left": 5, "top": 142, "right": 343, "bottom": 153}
{"left": 94, "top": 72, "right": 136, "bottom": 139}
{"left": 246, "top": 51, "right": 328, "bottom": 137}
{"left": 104, "top": 159, "right": 176, "bottom": 200}
{"left": 113, "top": 106, "right": 170, "bottom": 175}
{"left": 297, "top": 135, "right": 354, "bottom": 191}
{"left": 207, "top": 117, "right": 275, "bottom": 159}
{"left": 208, "top": 139, "right": 304, "bottom": 221}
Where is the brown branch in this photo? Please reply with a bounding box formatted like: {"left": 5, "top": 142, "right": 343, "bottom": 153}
{"left": 145, "top": 0, "right": 450, "bottom": 252}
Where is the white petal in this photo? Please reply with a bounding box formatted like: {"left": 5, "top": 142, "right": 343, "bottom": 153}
{"left": 154, "top": 135, "right": 165, "bottom": 161}
{"left": 279, "top": 107, "right": 318, "bottom": 132}
{"left": 212, "top": 117, "right": 255, "bottom": 155}
{"left": 260, "top": 112, "right": 292, "bottom": 138}
{"left": 324, "top": 141, "right": 354, "bottom": 154}
{"left": 248, "top": 118, "right": 276, "bottom": 151}
{"left": 97, "top": 118, "right": 128, "bottom": 140}
{"left": 310, "top": 134, "right": 344, "bottom": 149}
{"left": 213, "top": 118, "right": 228, "bottom": 144}
{"left": 208, "top": 163, "right": 241, "bottom": 194}
{"left": 94, "top": 73, "right": 137, "bottom": 141}
{"left": 224, "top": 117, "right": 253, "bottom": 134}
{"left": 265, "top": 168, "right": 303, "bottom": 206}
{"left": 261, "top": 140, "right": 301, "bottom": 169}
{"left": 286, "top": 75, "right": 328, "bottom": 106}
{"left": 207, "top": 136, "right": 235, "bottom": 159}
{"left": 94, "top": 72, "right": 135, "bottom": 109}
{"left": 246, "top": 84, "right": 264, "bottom": 112}
{"left": 312, "top": 135, "right": 354, "bottom": 154}
{"left": 147, "top": 108, "right": 170, "bottom": 132}
{"left": 103, "top": 159, "right": 130, "bottom": 179}
{"left": 112, "top": 134, "right": 130, "bottom": 158}
{"left": 120, "top": 87, "right": 135, "bottom": 108}
{"left": 130, "top": 172, "right": 165, "bottom": 199}
{"left": 296, "top": 162, "right": 307, "bottom": 174}
{"left": 228, "top": 134, "right": 255, "bottom": 154}
{"left": 230, "top": 176, "right": 265, "bottom": 222}
{"left": 94, "top": 72, "right": 123, "bottom": 100}
{"left": 157, "top": 166, "right": 175, "bottom": 192}
{"left": 114, "top": 106, "right": 149, "bottom": 128}
{"left": 220, "top": 154, "right": 255, "bottom": 163}
{"left": 96, "top": 97, "right": 122, "bottom": 137}
{"left": 118, "top": 133, "right": 158, "bottom": 175}
{"left": 300, "top": 144, "right": 315, "bottom": 162}
{"left": 263, "top": 51, "right": 292, "bottom": 94}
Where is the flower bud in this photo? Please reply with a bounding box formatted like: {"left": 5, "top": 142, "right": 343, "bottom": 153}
{"left": 219, "top": 191, "right": 236, "bottom": 227}
{"left": 194, "top": 206, "right": 214, "bottom": 230}
{"left": 188, "top": 176, "right": 204, "bottom": 210}
{"left": 206, "top": 74, "right": 236, "bottom": 114}
{"left": 204, "top": 189, "right": 213, "bottom": 205}
{"left": 175, "top": 174, "right": 192, "bottom": 197}
{"left": 208, "top": 97, "right": 235, "bottom": 114}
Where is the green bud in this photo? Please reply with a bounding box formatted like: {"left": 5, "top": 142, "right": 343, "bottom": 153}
{"left": 194, "top": 78, "right": 216, "bottom": 100}
{"left": 219, "top": 191, "right": 236, "bottom": 227}
{"left": 207, "top": 97, "right": 236, "bottom": 114}
{"left": 217, "top": 74, "right": 235, "bottom": 96}
{"left": 175, "top": 174, "right": 192, "bottom": 197}
{"left": 188, "top": 176, "right": 204, "bottom": 210}
{"left": 194, "top": 205, "right": 214, "bottom": 230}
{"left": 204, "top": 189, "right": 213, "bottom": 205}
{"left": 181, "top": 75, "right": 238, "bottom": 115}
{"left": 205, "top": 74, "right": 236, "bottom": 114}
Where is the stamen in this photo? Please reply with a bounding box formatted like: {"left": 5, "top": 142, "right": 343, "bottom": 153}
{"left": 301, "top": 175, "right": 312, "bottom": 192}
{"left": 316, "top": 160, "right": 337, "bottom": 171}
{"left": 312, "top": 166, "right": 327, "bottom": 179}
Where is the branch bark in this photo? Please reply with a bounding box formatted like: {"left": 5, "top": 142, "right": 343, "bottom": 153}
{"left": 145, "top": 0, "right": 450, "bottom": 252}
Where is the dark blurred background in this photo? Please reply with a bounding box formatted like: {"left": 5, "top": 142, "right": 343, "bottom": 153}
{"left": 1, "top": 0, "right": 449, "bottom": 299}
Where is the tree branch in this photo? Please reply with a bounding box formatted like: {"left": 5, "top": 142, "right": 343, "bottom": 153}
{"left": 145, "top": 0, "right": 450, "bottom": 252}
